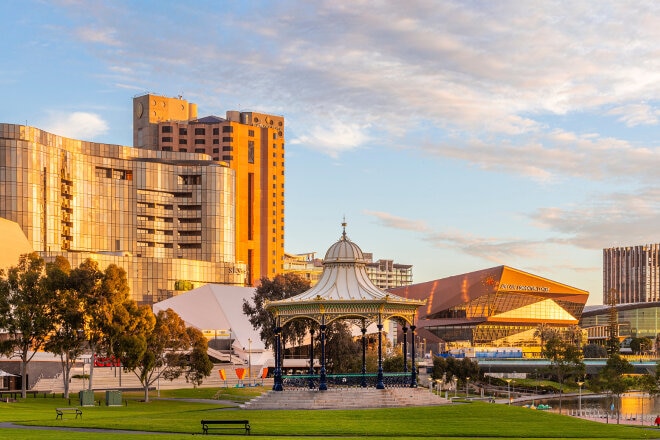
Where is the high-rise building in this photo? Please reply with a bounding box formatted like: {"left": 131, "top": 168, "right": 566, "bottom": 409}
{"left": 132, "top": 94, "right": 284, "bottom": 285}
{"left": 603, "top": 244, "right": 660, "bottom": 304}
{"left": 0, "top": 123, "right": 245, "bottom": 303}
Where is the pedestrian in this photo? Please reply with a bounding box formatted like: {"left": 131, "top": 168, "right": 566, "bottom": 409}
{"left": 655, "top": 415, "right": 660, "bottom": 427}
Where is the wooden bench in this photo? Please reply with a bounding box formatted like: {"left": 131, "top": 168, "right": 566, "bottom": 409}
{"left": 201, "top": 419, "right": 250, "bottom": 435}
{"left": 55, "top": 407, "right": 83, "bottom": 420}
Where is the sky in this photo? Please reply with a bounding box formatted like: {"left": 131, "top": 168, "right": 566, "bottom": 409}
{"left": 2, "top": 1, "right": 659, "bottom": 306}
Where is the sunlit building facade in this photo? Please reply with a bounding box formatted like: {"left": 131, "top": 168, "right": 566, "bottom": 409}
{"left": 0, "top": 123, "right": 245, "bottom": 303}
{"left": 133, "top": 94, "right": 285, "bottom": 285}
{"left": 389, "top": 266, "right": 588, "bottom": 354}
{"left": 603, "top": 244, "right": 660, "bottom": 304}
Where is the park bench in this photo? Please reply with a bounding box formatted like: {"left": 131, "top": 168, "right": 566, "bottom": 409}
{"left": 201, "top": 419, "right": 250, "bottom": 435}
{"left": 55, "top": 407, "right": 83, "bottom": 420}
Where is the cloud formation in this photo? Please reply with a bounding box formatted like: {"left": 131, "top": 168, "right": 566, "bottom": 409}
{"left": 42, "top": 111, "right": 109, "bottom": 140}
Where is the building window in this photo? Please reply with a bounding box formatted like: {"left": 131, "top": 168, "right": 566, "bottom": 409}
{"left": 213, "top": 139, "right": 219, "bottom": 144}
{"left": 248, "top": 130, "right": 254, "bottom": 137}
{"left": 223, "top": 146, "right": 233, "bottom": 152}
{"left": 178, "top": 175, "right": 202, "bottom": 185}
{"left": 223, "top": 155, "right": 233, "bottom": 161}
{"left": 162, "top": 126, "right": 173, "bottom": 133}
{"left": 212, "top": 148, "right": 220, "bottom": 153}
{"left": 179, "top": 148, "right": 187, "bottom": 152}
{"left": 222, "top": 137, "right": 233, "bottom": 142}
{"left": 179, "top": 139, "right": 187, "bottom": 144}
{"left": 179, "top": 128, "right": 187, "bottom": 135}
{"left": 213, "top": 128, "right": 219, "bottom": 135}
{"left": 194, "top": 148, "right": 205, "bottom": 153}
{"left": 194, "top": 128, "right": 205, "bottom": 135}
{"left": 248, "top": 140, "right": 254, "bottom": 164}
{"left": 161, "top": 137, "right": 173, "bottom": 142}
{"left": 162, "top": 146, "right": 173, "bottom": 151}
{"left": 223, "top": 125, "right": 233, "bottom": 133}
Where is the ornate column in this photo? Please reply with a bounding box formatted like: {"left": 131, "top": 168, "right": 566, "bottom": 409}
{"left": 361, "top": 324, "right": 367, "bottom": 388}
{"left": 319, "top": 322, "right": 327, "bottom": 391}
{"left": 308, "top": 328, "right": 315, "bottom": 389}
{"left": 402, "top": 325, "right": 408, "bottom": 373}
{"left": 376, "top": 316, "right": 384, "bottom": 389}
{"left": 410, "top": 324, "right": 417, "bottom": 388}
{"left": 273, "top": 325, "right": 283, "bottom": 391}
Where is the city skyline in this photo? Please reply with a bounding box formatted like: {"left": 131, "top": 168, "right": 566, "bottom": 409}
{"left": 2, "top": 1, "right": 659, "bottom": 305}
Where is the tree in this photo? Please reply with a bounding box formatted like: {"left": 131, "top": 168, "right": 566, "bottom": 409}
{"left": 534, "top": 323, "right": 555, "bottom": 357}
{"left": 606, "top": 289, "right": 620, "bottom": 356}
{"left": 543, "top": 331, "right": 585, "bottom": 414}
{"left": 0, "top": 253, "right": 56, "bottom": 398}
{"left": 185, "top": 327, "right": 214, "bottom": 387}
{"left": 323, "top": 321, "right": 361, "bottom": 373}
{"left": 594, "top": 354, "right": 634, "bottom": 424}
{"left": 119, "top": 308, "right": 211, "bottom": 402}
{"left": 43, "top": 256, "right": 87, "bottom": 398}
{"left": 242, "top": 273, "right": 311, "bottom": 349}
{"left": 629, "top": 337, "right": 653, "bottom": 355}
{"left": 583, "top": 343, "right": 608, "bottom": 358}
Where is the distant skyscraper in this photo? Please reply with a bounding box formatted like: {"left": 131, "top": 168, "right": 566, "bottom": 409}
{"left": 603, "top": 244, "right": 660, "bottom": 304}
{"left": 133, "top": 94, "right": 285, "bottom": 285}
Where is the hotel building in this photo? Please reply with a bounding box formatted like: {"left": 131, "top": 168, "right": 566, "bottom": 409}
{"left": 0, "top": 123, "right": 245, "bottom": 303}
{"left": 132, "top": 94, "right": 285, "bottom": 284}
{"left": 603, "top": 244, "right": 660, "bottom": 304}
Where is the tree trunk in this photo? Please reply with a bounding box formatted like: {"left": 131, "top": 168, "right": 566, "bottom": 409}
{"left": 61, "top": 353, "right": 71, "bottom": 399}
{"left": 20, "top": 357, "right": 27, "bottom": 399}
{"left": 143, "top": 383, "right": 150, "bottom": 402}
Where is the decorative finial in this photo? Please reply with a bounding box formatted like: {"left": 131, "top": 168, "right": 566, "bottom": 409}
{"left": 342, "top": 216, "right": 347, "bottom": 239}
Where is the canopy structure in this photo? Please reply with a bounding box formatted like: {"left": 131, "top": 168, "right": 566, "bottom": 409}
{"left": 266, "top": 224, "right": 425, "bottom": 391}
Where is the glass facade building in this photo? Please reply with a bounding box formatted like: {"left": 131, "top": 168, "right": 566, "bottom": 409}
{"left": 389, "top": 266, "right": 588, "bottom": 353}
{"left": 0, "top": 123, "right": 245, "bottom": 303}
{"left": 580, "top": 302, "right": 660, "bottom": 346}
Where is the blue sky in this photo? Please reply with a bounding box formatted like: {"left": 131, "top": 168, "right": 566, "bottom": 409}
{"left": 2, "top": 1, "right": 659, "bottom": 305}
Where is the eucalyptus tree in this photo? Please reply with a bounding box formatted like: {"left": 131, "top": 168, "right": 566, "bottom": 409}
{"left": 43, "top": 256, "right": 87, "bottom": 398}
{"left": 0, "top": 253, "right": 56, "bottom": 398}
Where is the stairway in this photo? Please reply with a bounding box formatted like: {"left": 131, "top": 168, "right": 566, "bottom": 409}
{"left": 242, "top": 387, "right": 450, "bottom": 410}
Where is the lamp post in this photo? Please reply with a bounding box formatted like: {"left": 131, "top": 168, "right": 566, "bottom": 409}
{"left": 505, "top": 378, "right": 512, "bottom": 405}
{"left": 247, "top": 338, "right": 252, "bottom": 385}
{"left": 453, "top": 377, "right": 458, "bottom": 398}
{"left": 577, "top": 381, "right": 584, "bottom": 417}
{"left": 466, "top": 376, "right": 470, "bottom": 398}
{"left": 428, "top": 377, "right": 433, "bottom": 394}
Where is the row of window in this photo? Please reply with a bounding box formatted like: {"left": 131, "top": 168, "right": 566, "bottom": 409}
{"left": 162, "top": 126, "right": 235, "bottom": 135}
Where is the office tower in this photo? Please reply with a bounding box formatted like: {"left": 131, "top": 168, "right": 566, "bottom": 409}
{"left": 0, "top": 123, "right": 245, "bottom": 303}
{"left": 132, "top": 94, "right": 284, "bottom": 285}
{"left": 604, "top": 244, "right": 660, "bottom": 304}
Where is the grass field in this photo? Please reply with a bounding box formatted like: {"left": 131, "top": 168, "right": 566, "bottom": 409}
{"left": 0, "top": 388, "right": 657, "bottom": 439}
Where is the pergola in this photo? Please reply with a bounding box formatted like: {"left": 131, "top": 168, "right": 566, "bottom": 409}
{"left": 265, "top": 225, "right": 426, "bottom": 391}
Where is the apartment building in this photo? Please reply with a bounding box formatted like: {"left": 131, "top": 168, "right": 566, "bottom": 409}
{"left": 133, "top": 94, "right": 284, "bottom": 285}
{"left": 604, "top": 244, "right": 660, "bottom": 304}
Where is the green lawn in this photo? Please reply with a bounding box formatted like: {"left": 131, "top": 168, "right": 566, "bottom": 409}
{"left": 0, "top": 390, "right": 657, "bottom": 439}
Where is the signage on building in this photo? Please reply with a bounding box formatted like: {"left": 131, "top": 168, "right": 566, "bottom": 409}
{"left": 201, "top": 329, "right": 231, "bottom": 338}
{"left": 499, "top": 284, "right": 550, "bottom": 293}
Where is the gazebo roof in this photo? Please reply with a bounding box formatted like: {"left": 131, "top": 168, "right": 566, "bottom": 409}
{"left": 266, "top": 225, "right": 425, "bottom": 325}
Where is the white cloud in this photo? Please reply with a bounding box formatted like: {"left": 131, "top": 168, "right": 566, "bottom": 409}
{"left": 289, "top": 120, "right": 370, "bottom": 157}
{"left": 42, "top": 111, "right": 109, "bottom": 140}
{"left": 607, "top": 104, "right": 660, "bottom": 127}
{"left": 75, "top": 26, "right": 121, "bottom": 47}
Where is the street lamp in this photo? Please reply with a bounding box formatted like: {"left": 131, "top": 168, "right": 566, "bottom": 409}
{"left": 428, "top": 377, "right": 433, "bottom": 394}
{"left": 505, "top": 378, "right": 512, "bottom": 405}
{"left": 247, "top": 338, "right": 252, "bottom": 384}
{"left": 453, "top": 377, "right": 458, "bottom": 398}
{"left": 466, "top": 377, "right": 470, "bottom": 398}
{"left": 577, "top": 381, "right": 584, "bottom": 417}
